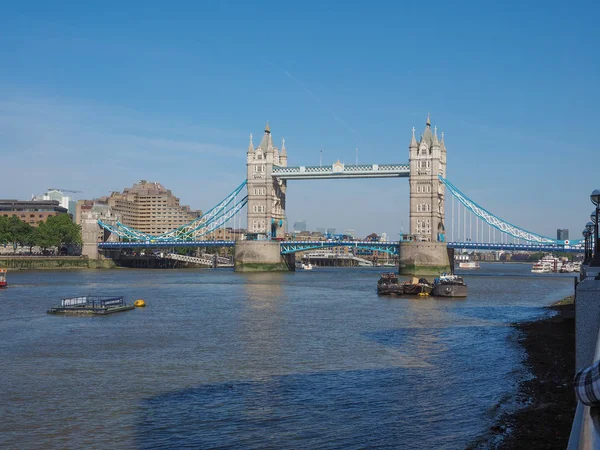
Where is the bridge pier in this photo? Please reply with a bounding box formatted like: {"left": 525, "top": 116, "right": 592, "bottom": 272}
{"left": 234, "top": 241, "right": 295, "bottom": 272}
{"left": 398, "top": 242, "right": 451, "bottom": 277}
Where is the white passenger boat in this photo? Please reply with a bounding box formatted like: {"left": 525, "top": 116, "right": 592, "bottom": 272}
{"left": 531, "top": 255, "right": 562, "bottom": 273}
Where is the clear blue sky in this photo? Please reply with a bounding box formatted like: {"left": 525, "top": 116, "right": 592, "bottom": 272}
{"left": 1, "top": 0, "right": 598, "bottom": 239}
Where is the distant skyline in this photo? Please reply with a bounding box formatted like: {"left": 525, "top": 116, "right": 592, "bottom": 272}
{"left": 1, "top": 1, "right": 599, "bottom": 238}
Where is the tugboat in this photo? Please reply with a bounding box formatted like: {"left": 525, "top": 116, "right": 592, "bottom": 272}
{"left": 402, "top": 277, "right": 433, "bottom": 296}
{"left": 0, "top": 269, "right": 6, "bottom": 288}
{"left": 377, "top": 273, "right": 403, "bottom": 295}
{"left": 432, "top": 274, "right": 468, "bottom": 297}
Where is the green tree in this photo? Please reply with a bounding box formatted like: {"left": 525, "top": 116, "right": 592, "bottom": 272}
{"left": 0, "top": 216, "right": 9, "bottom": 247}
{"left": 7, "top": 215, "right": 32, "bottom": 253}
{"left": 35, "top": 221, "right": 59, "bottom": 251}
{"left": 45, "top": 214, "right": 83, "bottom": 248}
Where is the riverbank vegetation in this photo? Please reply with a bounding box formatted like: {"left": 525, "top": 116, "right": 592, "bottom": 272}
{"left": 0, "top": 215, "right": 82, "bottom": 254}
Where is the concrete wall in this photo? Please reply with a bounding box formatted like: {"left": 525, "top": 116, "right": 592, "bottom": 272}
{"left": 575, "top": 277, "right": 600, "bottom": 371}
{"left": 398, "top": 241, "right": 451, "bottom": 277}
{"left": 0, "top": 256, "right": 115, "bottom": 270}
{"left": 234, "top": 241, "right": 294, "bottom": 272}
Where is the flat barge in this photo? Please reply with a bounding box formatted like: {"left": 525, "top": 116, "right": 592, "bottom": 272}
{"left": 47, "top": 296, "right": 134, "bottom": 315}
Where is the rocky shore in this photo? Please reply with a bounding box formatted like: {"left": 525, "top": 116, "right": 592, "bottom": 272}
{"left": 487, "top": 296, "right": 576, "bottom": 449}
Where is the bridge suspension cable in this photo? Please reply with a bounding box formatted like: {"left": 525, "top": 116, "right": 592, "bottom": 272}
{"left": 440, "top": 176, "right": 575, "bottom": 245}
{"left": 98, "top": 181, "right": 248, "bottom": 242}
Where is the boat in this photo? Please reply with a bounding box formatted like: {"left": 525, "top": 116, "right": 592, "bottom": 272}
{"left": 377, "top": 272, "right": 403, "bottom": 295}
{"left": 47, "top": 296, "right": 135, "bottom": 315}
{"left": 432, "top": 274, "right": 468, "bottom": 297}
{"left": 301, "top": 262, "right": 313, "bottom": 270}
{"left": 402, "top": 277, "right": 433, "bottom": 295}
{"left": 559, "top": 262, "right": 575, "bottom": 273}
{"left": 455, "top": 254, "right": 480, "bottom": 270}
{"left": 0, "top": 269, "right": 6, "bottom": 288}
{"left": 531, "top": 255, "right": 562, "bottom": 273}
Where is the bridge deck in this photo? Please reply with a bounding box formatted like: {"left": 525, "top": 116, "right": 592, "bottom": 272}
{"left": 272, "top": 164, "right": 409, "bottom": 180}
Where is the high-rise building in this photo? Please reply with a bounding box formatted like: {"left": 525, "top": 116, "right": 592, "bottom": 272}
{"left": 102, "top": 180, "right": 202, "bottom": 235}
{"left": 293, "top": 220, "right": 307, "bottom": 232}
{"left": 326, "top": 228, "right": 336, "bottom": 236}
{"left": 40, "top": 189, "right": 77, "bottom": 218}
{"left": 557, "top": 229, "right": 569, "bottom": 241}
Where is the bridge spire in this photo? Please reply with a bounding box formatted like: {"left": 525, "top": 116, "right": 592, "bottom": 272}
{"left": 247, "top": 133, "right": 254, "bottom": 153}
{"left": 409, "top": 126, "right": 418, "bottom": 148}
{"left": 265, "top": 121, "right": 270, "bottom": 133}
{"left": 421, "top": 113, "right": 433, "bottom": 145}
{"left": 433, "top": 126, "right": 439, "bottom": 146}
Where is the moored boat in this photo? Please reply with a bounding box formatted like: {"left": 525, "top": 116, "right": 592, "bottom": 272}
{"left": 402, "top": 277, "right": 433, "bottom": 295}
{"left": 47, "top": 296, "right": 134, "bottom": 315}
{"left": 432, "top": 274, "right": 468, "bottom": 297}
{"left": 377, "top": 272, "right": 403, "bottom": 295}
{"left": 0, "top": 269, "right": 6, "bottom": 288}
{"left": 455, "top": 254, "right": 480, "bottom": 270}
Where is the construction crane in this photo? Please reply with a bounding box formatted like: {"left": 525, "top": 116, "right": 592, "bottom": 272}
{"left": 47, "top": 188, "right": 83, "bottom": 194}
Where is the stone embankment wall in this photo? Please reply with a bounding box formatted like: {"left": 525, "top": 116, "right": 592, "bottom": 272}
{"left": 234, "top": 241, "right": 295, "bottom": 272}
{"left": 0, "top": 256, "right": 116, "bottom": 270}
{"left": 398, "top": 241, "right": 451, "bottom": 276}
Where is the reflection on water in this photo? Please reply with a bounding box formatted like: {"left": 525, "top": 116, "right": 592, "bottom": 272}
{"left": 0, "top": 263, "right": 575, "bottom": 449}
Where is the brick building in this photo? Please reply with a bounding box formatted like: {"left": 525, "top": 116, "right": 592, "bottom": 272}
{"left": 0, "top": 200, "right": 69, "bottom": 226}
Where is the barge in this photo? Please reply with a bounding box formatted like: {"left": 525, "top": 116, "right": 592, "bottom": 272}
{"left": 47, "top": 296, "right": 135, "bottom": 315}
{"left": 377, "top": 273, "right": 433, "bottom": 296}
{"left": 432, "top": 274, "right": 468, "bottom": 297}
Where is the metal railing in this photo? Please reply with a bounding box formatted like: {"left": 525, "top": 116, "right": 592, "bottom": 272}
{"left": 568, "top": 326, "right": 600, "bottom": 449}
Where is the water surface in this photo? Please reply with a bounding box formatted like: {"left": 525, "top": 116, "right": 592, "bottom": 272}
{"left": 0, "top": 263, "right": 575, "bottom": 449}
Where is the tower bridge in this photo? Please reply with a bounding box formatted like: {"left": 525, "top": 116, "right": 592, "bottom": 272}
{"left": 94, "top": 114, "right": 580, "bottom": 274}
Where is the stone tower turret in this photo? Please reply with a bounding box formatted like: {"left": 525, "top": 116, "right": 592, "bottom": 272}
{"left": 246, "top": 122, "right": 287, "bottom": 239}
{"left": 409, "top": 114, "right": 446, "bottom": 242}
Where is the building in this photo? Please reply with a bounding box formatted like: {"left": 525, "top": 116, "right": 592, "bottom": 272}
{"left": 246, "top": 123, "right": 287, "bottom": 238}
{"left": 557, "top": 229, "right": 569, "bottom": 241}
{"left": 37, "top": 189, "right": 77, "bottom": 219}
{"left": 344, "top": 228, "right": 357, "bottom": 239}
{"left": 326, "top": 228, "right": 336, "bottom": 237}
{"left": 293, "top": 220, "right": 307, "bottom": 232}
{"left": 0, "top": 199, "right": 68, "bottom": 226}
{"left": 101, "top": 180, "right": 202, "bottom": 235}
{"left": 409, "top": 114, "right": 446, "bottom": 242}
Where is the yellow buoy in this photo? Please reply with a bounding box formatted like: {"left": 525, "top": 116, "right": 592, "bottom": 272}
{"left": 134, "top": 299, "right": 146, "bottom": 307}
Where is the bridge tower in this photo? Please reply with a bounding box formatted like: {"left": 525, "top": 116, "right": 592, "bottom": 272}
{"left": 400, "top": 114, "right": 451, "bottom": 276}
{"left": 246, "top": 122, "right": 287, "bottom": 239}
{"left": 409, "top": 113, "right": 446, "bottom": 242}
{"left": 236, "top": 122, "right": 294, "bottom": 272}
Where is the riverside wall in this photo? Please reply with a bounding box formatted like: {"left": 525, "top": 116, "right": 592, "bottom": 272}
{"left": 234, "top": 241, "right": 295, "bottom": 272}
{"left": 0, "top": 256, "right": 116, "bottom": 270}
{"left": 398, "top": 241, "right": 451, "bottom": 277}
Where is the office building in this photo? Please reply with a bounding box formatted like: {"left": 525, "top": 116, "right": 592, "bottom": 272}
{"left": 0, "top": 199, "right": 68, "bottom": 226}
{"left": 557, "top": 229, "right": 569, "bottom": 241}
{"left": 293, "top": 220, "right": 307, "bottom": 232}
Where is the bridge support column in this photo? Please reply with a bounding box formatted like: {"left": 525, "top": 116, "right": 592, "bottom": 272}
{"left": 398, "top": 242, "right": 451, "bottom": 277}
{"left": 234, "top": 241, "right": 295, "bottom": 272}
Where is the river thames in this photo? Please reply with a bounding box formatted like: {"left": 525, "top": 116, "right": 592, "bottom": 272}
{"left": 0, "top": 263, "right": 575, "bottom": 449}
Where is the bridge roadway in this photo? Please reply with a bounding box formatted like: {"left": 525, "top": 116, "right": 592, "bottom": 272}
{"left": 271, "top": 163, "right": 410, "bottom": 180}
{"left": 98, "top": 240, "right": 584, "bottom": 253}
